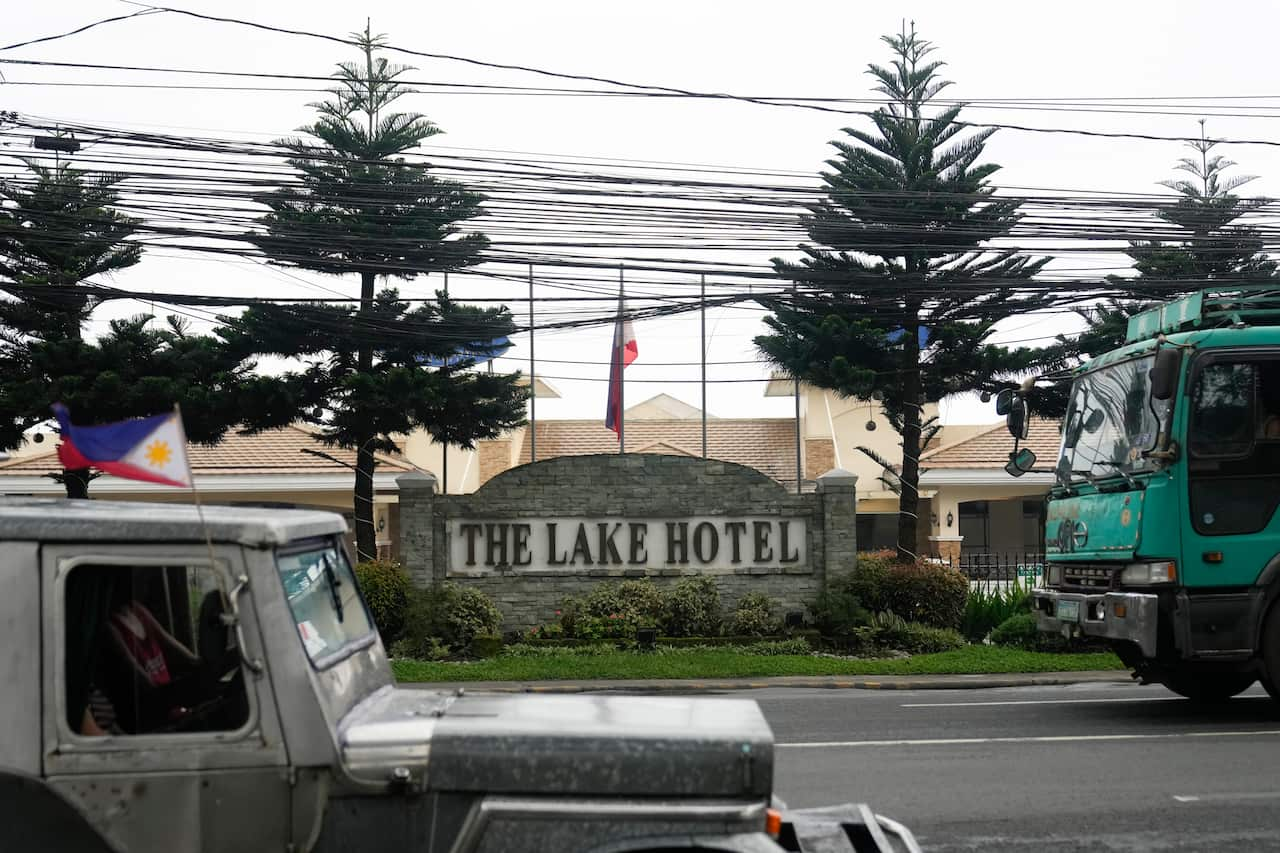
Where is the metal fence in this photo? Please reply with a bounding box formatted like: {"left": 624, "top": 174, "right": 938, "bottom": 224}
{"left": 934, "top": 551, "right": 1046, "bottom": 589}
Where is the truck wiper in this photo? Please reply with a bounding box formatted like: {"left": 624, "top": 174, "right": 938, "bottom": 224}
{"left": 321, "top": 552, "right": 345, "bottom": 623}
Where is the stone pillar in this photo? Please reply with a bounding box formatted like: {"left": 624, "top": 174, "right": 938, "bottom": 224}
{"left": 395, "top": 471, "right": 437, "bottom": 587}
{"left": 816, "top": 468, "right": 858, "bottom": 587}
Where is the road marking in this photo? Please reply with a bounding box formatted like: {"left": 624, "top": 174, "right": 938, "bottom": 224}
{"left": 901, "top": 696, "right": 1185, "bottom": 708}
{"left": 777, "top": 730, "right": 1280, "bottom": 749}
{"left": 1174, "top": 791, "right": 1280, "bottom": 804}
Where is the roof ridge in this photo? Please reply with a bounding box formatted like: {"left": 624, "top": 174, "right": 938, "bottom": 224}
{"left": 919, "top": 421, "right": 1006, "bottom": 461}
{"left": 0, "top": 446, "right": 60, "bottom": 469}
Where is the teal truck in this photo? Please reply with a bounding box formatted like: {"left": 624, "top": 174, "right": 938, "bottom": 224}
{"left": 1004, "top": 286, "right": 1280, "bottom": 701}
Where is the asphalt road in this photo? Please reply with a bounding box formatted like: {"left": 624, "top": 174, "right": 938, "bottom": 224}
{"left": 746, "top": 680, "right": 1280, "bottom": 852}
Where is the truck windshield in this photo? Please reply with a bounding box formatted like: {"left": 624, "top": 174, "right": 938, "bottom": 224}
{"left": 1059, "top": 355, "right": 1166, "bottom": 483}
{"left": 277, "top": 541, "right": 373, "bottom": 666}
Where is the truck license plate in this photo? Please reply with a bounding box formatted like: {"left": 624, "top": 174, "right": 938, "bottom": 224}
{"left": 1056, "top": 600, "right": 1080, "bottom": 623}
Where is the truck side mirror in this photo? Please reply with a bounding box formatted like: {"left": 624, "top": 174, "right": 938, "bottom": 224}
{"left": 1150, "top": 347, "right": 1181, "bottom": 400}
{"left": 1005, "top": 447, "right": 1037, "bottom": 478}
{"left": 1006, "top": 398, "right": 1030, "bottom": 441}
{"left": 995, "top": 388, "right": 1015, "bottom": 416}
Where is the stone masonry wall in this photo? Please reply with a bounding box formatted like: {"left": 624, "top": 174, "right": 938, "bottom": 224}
{"left": 397, "top": 454, "right": 858, "bottom": 631}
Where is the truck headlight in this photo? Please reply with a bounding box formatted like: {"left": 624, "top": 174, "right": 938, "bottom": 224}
{"left": 1120, "top": 561, "right": 1176, "bottom": 585}
{"left": 1045, "top": 564, "right": 1063, "bottom": 586}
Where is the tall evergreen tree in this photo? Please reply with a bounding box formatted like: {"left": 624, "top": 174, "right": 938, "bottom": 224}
{"left": 1080, "top": 123, "right": 1276, "bottom": 355}
{"left": 0, "top": 162, "right": 273, "bottom": 498}
{"left": 244, "top": 26, "right": 525, "bottom": 560}
{"left": 756, "top": 26, "right": 1062, "bottom": 560}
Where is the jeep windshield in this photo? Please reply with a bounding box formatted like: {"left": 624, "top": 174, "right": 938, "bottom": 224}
{"left": 1058, "top": 354, "right": 1167, "bottom": 484}
{"left": 277, "top": 539, "right": 374, "bottom": 666}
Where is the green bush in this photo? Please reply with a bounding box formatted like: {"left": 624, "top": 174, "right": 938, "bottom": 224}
{"left": 353, "top": 559, "right": 412, "bottom": 642}
{"left": 811, "top": 588, "right": 871, "bottom": 637}
{"left": 874, "top": 621, "right": 966, "bottom": 655}
{"left": 559, "top": 579, "right": 665, "bottom": 638}
{"left": 742, "top": 637, "right": 813, "bottom": 656}
{"left": 962, "top": 583, "right": 1032, "bottom": 642}
{"left": 878, "top": 562, "right": 969, "bottom": 630}
{"left": 502, "top": 642, "right": 619, "bottom": 657}
{"left": 661, "top": 576, "right": 722, "bottom": 637}
{"left": 470, "top": 634, "right": 503, "bottom": 658}
{"left": 990, "top": 612, "right": 1041, "bottom": 649}
{"left": 729, "top": 592, "right": 781, "bottom": 636}
{"left": 398, "top": 583, "right": 503, "bottom": 657}
{"left": 844, "top": 550, "right": 895, "bottom": 607}
{"left": 389, "top": 635, "right": 448, "bottom": 661}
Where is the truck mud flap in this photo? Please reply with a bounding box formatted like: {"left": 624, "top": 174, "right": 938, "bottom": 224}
{"left": 777, "top": 804, "right": 921, "bottom": 853}
{"left": 0, "top": 768, "right": 120, "bottom": 853}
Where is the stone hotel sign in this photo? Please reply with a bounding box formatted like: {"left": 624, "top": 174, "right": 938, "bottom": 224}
{"left": 396, "top": 453, "right": 858, "bottom": 630}
{"left": 450, "top": 516, "right": 807, "bottom": 574}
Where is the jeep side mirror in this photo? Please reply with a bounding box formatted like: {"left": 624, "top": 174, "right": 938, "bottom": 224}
{"left": 995, "top": 388, "right": 1015, "bottom": 416}
{"left": 1006, "top": 398, "right": 1030, "bottom": 441}
{"left": 1005, "top": 447, "right": 1037, "bottom": 478}
{"left": 1150, "top": 347, "right": 1181, "bottom": 400}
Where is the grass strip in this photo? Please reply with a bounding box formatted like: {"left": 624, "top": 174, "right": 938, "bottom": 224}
{"left": 392, "top": 645, "right": 1124, "bottom": 683}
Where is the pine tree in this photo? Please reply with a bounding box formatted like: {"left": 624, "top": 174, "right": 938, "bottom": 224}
{"left": 0, "top": 162, "right": 277, "bottom": 498}
{"left": 1082, "top": 122, "right": 1276, "bottom": 353}
{"left": 243, "top": 26, "right": 525, "bottom": 560}
{"left": 756, "top": 26, "right": 1062, "bottom": 561}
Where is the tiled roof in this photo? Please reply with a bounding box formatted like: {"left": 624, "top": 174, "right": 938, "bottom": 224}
{"left": 517, "top": 419, "right": 800, "bottom": 484}
{"left": 920, "top": 417, "right": 1062, "bottom": 469}
{"left": 0, "top": 425, "right": 416, "bottom": 477}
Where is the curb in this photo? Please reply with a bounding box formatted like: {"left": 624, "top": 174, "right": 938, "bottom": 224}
{"left": 411, "top": 671, "right": 1133, "bottom": 694}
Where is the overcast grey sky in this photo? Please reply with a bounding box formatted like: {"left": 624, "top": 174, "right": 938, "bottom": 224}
{"left": 6, "top": 0, "right": 1280, "bottom": 424}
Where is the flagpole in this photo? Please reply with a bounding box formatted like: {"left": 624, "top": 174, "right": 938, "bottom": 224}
{"left": 529, "top": 263, "right": 537, "bottom": 463}
{"left": 173, "top": 405, "right": 225, "bottom": 602}
{"left": 700, "top": 274, "right": 707, "bottom": 459}
{"left": 618, "top": 263, "right": 625, "bottom": 455}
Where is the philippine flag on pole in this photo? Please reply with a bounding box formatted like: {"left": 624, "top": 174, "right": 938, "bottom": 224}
{"left": 51, "top": 403, "right": 194, "bottom": 488}
{"left": 604, "top": 293, "right": 638, "bottom": 437}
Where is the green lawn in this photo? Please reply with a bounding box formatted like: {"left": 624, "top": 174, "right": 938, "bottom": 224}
{"left": 392, "top": 645, "right": 1124, "bottom": 683}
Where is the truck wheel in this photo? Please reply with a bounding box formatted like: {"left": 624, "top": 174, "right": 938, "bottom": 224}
{"left": 1162, "top": 670, "right": 1255, "bottom": 702}
{"left": 1261, "top": 604, "right": 1280, "bottom": 701}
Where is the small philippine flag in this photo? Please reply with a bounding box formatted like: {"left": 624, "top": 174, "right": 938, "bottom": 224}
{"left": 51, "top": 403, "right": 194, "bottom": 488}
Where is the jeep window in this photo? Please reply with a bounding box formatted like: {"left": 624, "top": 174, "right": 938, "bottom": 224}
{"left": 65, "top": 563, "right": 249, "bottom": 736}
{"left": 1189, "top": 357, "right": 1280, "bottom": 535}
{"left": 277, "top": 540, "right": 373, "bottom": 666}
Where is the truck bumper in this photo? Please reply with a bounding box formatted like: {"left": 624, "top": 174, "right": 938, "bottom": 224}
{"left": 1032, "top": 589, "right": 1160, "bottom": 658}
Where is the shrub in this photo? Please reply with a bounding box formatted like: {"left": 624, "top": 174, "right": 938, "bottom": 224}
{"left": 398, "top": 583, "right": 503, "bottom": 657}
{"left": 729, "top": 592, "right": 781, "bottom": 636}
{"left": 842, "top": 550, "right": 895, "bottom": 607}
{"left": 353, "top": 559, "right": 411, "bottom": 642}
{"left": 811, "top": 588, "right": 871, "bottom": 637}
{"left": 991, "top": 612, "right": 1041, "bottom": 648}
{"left": 661, "top": 576, "right": 722, "bottom": 637}
{"left": 501, "top": 642, "right": 618, "bottom": 657}
{"left": 389, "top": 635, "right": 448, "bottom": 661}
{"left": 878, "top": 562, "right": 969, "bottom": 630}
{"left": 559, "top": 579, "right": 665, "bottom": 638}
{"left": 470, "top": 634, "right": 503, "bottom": 658}
{"left": 962, "top": 583, "right": 1032, "bottom": 642}
{"left": 742, "top": 637, "right": 813, "bottom": 656}
{"left": 874, "top": 621, "right": 966, "bottom": 655}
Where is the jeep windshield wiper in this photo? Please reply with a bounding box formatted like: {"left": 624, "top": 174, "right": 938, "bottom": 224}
{"left": 321, "top": 553, "right": 345, "bottom": 623}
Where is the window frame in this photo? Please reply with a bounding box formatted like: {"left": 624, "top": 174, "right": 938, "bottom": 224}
{"left": 43, "top": 544, "right": 282, "bottom": 774}
{"left": 1186, "top": 355, "right": 1262, "bottom": 461}
{"left": 275, "top": 535, "right": 377, "bottom": 672}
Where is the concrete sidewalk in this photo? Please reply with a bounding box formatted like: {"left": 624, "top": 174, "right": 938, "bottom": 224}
{"left": 407, "top": 669, "right": 1132, "bottom": 694}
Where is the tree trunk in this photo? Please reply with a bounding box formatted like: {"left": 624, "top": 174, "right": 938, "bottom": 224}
{"left": 353, "top": 270, "right": 378, "bottom": 563}
{"left": 896, "top": 301, "right": 923, "bottom": 563}
{"left": 63, "top": 468, "right": 91, "bottom": 500}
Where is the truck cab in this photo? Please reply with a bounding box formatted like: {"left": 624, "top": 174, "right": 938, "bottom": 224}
{"left": 0, "top": 497, "right": 916, "bottom": 853}
{"left": 1015, "top": 288, "right": 1280, "bottom": 701}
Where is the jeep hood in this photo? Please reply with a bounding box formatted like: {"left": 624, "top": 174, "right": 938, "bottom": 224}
{"left": 339, "top": 687, "right": 773, "bottom": 799}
